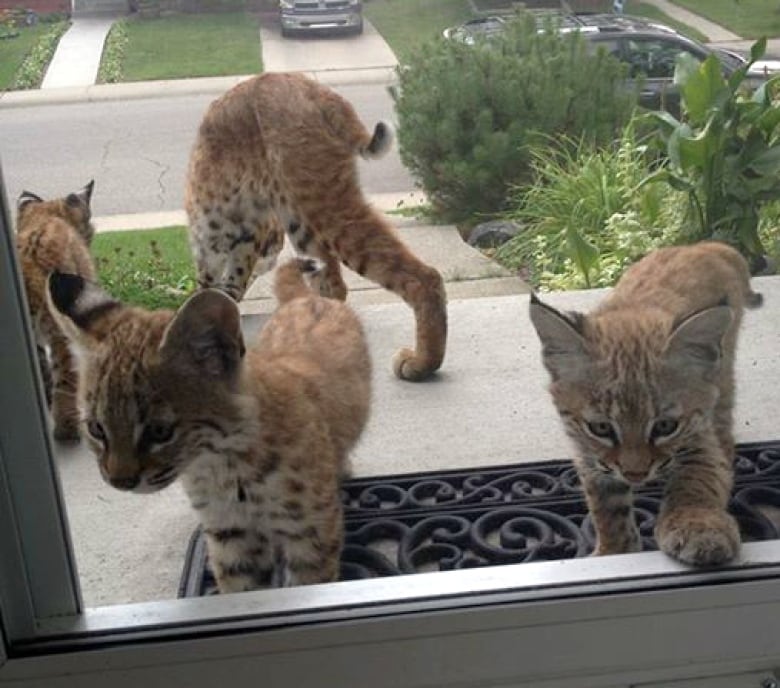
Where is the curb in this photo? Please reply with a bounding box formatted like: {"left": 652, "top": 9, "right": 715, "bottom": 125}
{"left": 0, "top": 67, "right": 398, "bottom": 109}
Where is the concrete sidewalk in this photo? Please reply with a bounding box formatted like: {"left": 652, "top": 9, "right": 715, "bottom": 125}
{"left": 41, "top": 15, "right": 121, "bottom": 89}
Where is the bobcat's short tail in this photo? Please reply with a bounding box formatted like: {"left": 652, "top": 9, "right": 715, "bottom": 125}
{"left": 274, "top": 258, "right": 324, "bottom": 304}
{"left": 746, "top": 289, "right": 763, "bottom": 309}
{"left": 360, "top": 121, "right": 394, "bottom": 160}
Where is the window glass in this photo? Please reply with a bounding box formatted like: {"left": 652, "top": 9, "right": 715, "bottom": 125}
{"left": 0, "top": 5, "right": 779, "bottom": 670}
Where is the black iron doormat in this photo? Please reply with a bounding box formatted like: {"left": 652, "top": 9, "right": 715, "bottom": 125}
{"left": 178, "top": 441, "right": 780, "bottom": 597}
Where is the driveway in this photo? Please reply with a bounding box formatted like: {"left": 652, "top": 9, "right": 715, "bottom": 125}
{"left": 260, "top": 18, "right": 398, "bottom": 83}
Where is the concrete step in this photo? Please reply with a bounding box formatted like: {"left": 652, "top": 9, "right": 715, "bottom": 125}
{"left": 240, "top": 218, "right": 529, "bottom": 315}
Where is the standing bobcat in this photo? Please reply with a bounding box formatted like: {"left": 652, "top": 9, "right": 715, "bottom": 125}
{"left": 15, "top": 181, "right": 96, "bottom": 442}
{"left": 529, "top": 242, "right": 762, "bottom": 566}
{"left": 185, "top": 71, "right": 447, "bottom": 382}
{"left": 47, "top": 259, "right": 371, "bottom": 592}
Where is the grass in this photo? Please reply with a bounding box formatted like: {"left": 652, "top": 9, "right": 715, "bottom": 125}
{"left": 627, "top": 1, "right": 708, "bottom": 43}
{"left": 92, "top": 226, "right": 196, "bottom": 310}
{"left": 0, "top": 22, "right": 67, "bottom": 90}
{"left": 363, "top": 0, "right": 472, "bottom": 60}
{"left": 668, "top": 0, "right": 780, "bottom": 39}
{"left": 105, "top": 12, "right": 262, "bottom": 82}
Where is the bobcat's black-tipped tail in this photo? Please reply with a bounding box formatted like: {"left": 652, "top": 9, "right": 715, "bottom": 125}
{"left": 274, "top": 258, "right": 324, "bottom": 304}
{"left": 362, "top": 121, "right": 394, "bottom": 159}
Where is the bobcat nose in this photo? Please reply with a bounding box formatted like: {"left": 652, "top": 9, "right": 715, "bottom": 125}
{"left": 109, "top": 475, "right": 140, "bottom": 491}
{"left": 621, "top": 470, "right": 648, "bottom": 485}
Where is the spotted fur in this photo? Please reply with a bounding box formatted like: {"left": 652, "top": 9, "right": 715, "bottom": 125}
{"left": 15, "top": 181, "right": 96, "bottom": 442}
{"left": 47, "top": 258, "right": 371, "bottom": 592}
{"left": 530, "top": 242, "right": 762, "bottom": 566}
{"left": 185, "top": 71, "right": 447, "bottom": 381}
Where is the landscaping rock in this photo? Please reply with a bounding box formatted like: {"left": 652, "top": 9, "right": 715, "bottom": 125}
{"left": 467, "top": 220, "right": 521, "bottom": 249}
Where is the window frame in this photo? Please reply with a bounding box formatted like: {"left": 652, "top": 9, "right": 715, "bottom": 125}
{"left": 2, "top": 168, "right": 780, "bottom": 687}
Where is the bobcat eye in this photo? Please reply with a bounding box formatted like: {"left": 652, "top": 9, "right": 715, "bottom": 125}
{"left": 144, "top": 422, "right": 176, "bottom": 445}
{"left": 585, "top": 420, "right": 618, "bottom": 444}
{"left": 650, "top": 418, "right": 680, "bottom": 442}
{"left": 86, "top": 419, "right": 107, "bottom": 444}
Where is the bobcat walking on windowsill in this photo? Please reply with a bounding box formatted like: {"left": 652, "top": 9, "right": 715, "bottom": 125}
{"left": 530, "top": 242, "right": 762, "bottom": 567}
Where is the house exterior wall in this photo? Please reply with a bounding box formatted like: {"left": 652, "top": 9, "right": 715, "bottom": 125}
{"left": 0, "top": 0, "right": 70, "bottom": 15}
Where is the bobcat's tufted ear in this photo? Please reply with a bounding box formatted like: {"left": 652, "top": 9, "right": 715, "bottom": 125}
{"left": 529, "top": 293, "right": 589, "bottom": 382}
{"left": 47, "top": 272, "right": 122, "bottom": 349}
{"left": 665, "top": 304, "right": 733, "bottom": 379}
{"left": 17, "top": 190, "right": 44, "bottom": 212}
{"left": 159, "top": 289, "right": 245, "bottom": 378}
{"left": 66, "top": 180, "right": 95, "bottom": 210}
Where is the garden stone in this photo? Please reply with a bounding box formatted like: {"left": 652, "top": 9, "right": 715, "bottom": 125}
{"left": 467, "top": 220, "right": 521, "bottom": 249}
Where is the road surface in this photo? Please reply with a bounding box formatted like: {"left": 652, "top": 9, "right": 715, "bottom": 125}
{"left": 0, "top": 81, "right": 415, "bottom": 218}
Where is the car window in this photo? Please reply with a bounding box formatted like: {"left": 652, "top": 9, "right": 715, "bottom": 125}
{"left": 623, "top": 37, "right": 702, "bottom": 79}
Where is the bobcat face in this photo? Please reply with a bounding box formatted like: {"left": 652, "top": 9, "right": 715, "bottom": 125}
{"left": 48, "top": 272, "right": 256, "bottom": 493}
{"left": 531, "top": 294, "right": 730, "bottom": 485}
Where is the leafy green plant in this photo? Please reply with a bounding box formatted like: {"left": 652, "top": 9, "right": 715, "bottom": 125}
{"left": 93, "top": 227, "right": 196, "bottom": 310}
{"left": 495, "top": 124, "right": 686, "bottom": 290}
{"left": 10, "top": 20, "right": 69, "bottom": 90}
{"left": 97, "top": 19, "right": 128, "bottom": 84}
{"left": 392, "top": 13, "right": 636, "bottom": 223}
{"left": 642, "top": 39, "right": 780, "bottom": 270}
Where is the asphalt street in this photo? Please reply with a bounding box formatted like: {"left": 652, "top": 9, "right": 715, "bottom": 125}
{"left": 0, "top": 81, "right": 414, "bottom": 217}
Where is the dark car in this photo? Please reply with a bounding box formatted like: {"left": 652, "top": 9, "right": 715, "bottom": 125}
{"left": 443, "top": 12, "right": 780, "bottom": 113}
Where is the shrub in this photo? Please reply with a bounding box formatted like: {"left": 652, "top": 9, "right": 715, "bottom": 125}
{"left": 392, "top": 13, "right": 637, "bottom": 222}
{"left": 495, "top": 124, "right": 686, "bottom": 290}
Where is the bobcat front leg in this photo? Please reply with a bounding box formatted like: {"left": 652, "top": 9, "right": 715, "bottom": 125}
{"left": 656, "top": 442, "right": 739, "bottom": 566}
{"left": 579, "top": 462, "right": 641, "bottom": 555}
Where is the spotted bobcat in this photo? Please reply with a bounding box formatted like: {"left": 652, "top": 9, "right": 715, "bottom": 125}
{"left": 48, "top": 258, "right": 371, "bottom": 592}
{"left": 185, "top": 71, "right": 447, "bottom": 382}
{"left": 15, "top": 181, "right": 96, "bottom": 442}
{"left": 530, "top": 242, "right": 762, "bottom": 566}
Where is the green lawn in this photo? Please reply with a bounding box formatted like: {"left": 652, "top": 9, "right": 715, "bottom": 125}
{"left": 112, "top": 12, "right": 262, "bottom": 82}
{"left": 627, "top": 1, "right": 708, "bottom": 43}
{"left": 93, "top": 227, "right": 195, "bottom": 310}
{"left": 668, "top": 0, "right": 780, "bottom": 39}
{"left": 363, "top": 0, "right": 472, "bottom": 60}
{"left": 0, "top": 22, "right": 65, "bottom": 90}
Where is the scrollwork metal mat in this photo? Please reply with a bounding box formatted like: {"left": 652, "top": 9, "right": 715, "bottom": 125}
{"left": 179, "top": 441, "right": 780, "bottom": 597}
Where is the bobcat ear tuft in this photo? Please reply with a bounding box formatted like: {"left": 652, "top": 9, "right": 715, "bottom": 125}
{"left": 47, "top": 272, "right": 121, "bottom": 345}
{"left": 17, "top": 190, "right": 43, "bottom": 211}
{"left": 665, "top": 304, "right": 733, "bottom": 377}
{"left": 160, "top": 289, "right": 245, "bottom": 378}
{"left": 529, "top": 295, "right": 589, "bottom": 382}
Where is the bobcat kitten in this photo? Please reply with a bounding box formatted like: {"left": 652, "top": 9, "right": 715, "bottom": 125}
{"left": 185, "top": 71, "right": 447, "bottom": 381}
{"left": 48, "top": 259, "right": 372, "bottom": 592}
{"left": 15, "top": 181, "right": 96, "bottom": 442}
{"left": 529, "top": 242, "right": 762, "bottom": 566}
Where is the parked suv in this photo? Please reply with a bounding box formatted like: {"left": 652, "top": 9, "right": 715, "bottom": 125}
{"left": 279, "top": 0, "right": 363, "bottom": 37}
{"left": 443, "top": 12, "right": 780, "bottom": 113}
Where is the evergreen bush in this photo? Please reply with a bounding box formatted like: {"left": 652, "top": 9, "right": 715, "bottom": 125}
{"left": 392, "top": 13, "right": 637, "bottom": 222}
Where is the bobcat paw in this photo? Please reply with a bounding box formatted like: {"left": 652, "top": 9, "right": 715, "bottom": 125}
{"left": 53, "top": 421, "right": 81, "bottom": 444}
{"left": 392, "top": 348, "right": 436, "bottom": 382}
{"left": 656, "top": 510, "right": 740, "bottom": 567}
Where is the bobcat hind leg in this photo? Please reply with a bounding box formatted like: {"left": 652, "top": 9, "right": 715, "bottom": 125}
{"left": 312, "top": 205, "right": 447, "bottom": 381}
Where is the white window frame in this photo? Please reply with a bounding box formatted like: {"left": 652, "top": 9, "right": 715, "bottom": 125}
{"left": 1, "top": 171, "right": 780, "bottom": 688}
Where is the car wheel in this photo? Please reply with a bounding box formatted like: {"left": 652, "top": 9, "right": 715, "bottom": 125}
{"left": 353, "top": 20, "right": 363, "bottom": 35}
{"left": 281, "top": 26, "right": 294, "bottom": 38}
